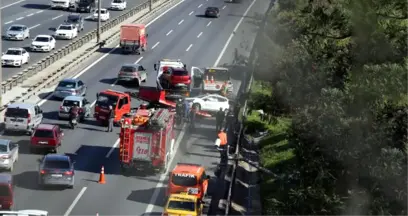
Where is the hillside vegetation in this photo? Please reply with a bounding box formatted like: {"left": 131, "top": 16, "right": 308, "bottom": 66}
{"left": 247, "top": 0, "right": 407, "bottom": 214}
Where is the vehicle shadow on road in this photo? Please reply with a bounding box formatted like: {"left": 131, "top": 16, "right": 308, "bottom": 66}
{"left": 127, "top": 186, "right": 167, "bottom": 206}
{"left": 97, "top": 47, "right": 123, "bottom": 55}
{"left": 66, "top": 145, "right": 112, "bottom": 174}
{"left": 38, "top": 92, "right": 52, "bottom": 100}
{"left": 99, "top": 78, "right": 116, "bottom": 85}
{"left": 21, "top": 4, "right": 50, "bottom": 10}
{"left": 14, "top": 171, "right": 66, "bottom": 191}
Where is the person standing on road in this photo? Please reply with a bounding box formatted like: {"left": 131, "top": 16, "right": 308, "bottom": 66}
{"left": 107, "top": 105, "right": 115, "bottom": 132}
{"left": 217, "top": 128, "right": 228, "bottom": 164}
{"left": 216, "top": 108, "right": 226, "bottom": 132}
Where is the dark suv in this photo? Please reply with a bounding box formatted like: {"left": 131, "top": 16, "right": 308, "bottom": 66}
{"left": 65, "top": 14, "right": 84, "bottom": 32}
{"left": 38, "top": 154, "right": 75, "bottom": 188}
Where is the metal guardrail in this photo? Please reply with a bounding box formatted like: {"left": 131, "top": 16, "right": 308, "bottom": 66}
{"left": 0, "top": 0, "right": 161, "bottom": 95}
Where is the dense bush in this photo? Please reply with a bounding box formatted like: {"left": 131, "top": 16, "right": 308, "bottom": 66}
{"left": 254, "top": 0, "right": 408, "bottom": 214}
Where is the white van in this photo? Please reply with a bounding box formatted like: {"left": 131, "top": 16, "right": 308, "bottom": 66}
{"left": 4, "top": 103, "right": 43, "bottom": 135}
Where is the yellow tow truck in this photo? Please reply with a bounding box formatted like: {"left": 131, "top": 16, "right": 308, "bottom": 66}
{"left": 162, "top": 193, "right": 205, "bottom": 216}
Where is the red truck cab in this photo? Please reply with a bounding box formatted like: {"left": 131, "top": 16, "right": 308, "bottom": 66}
{"left": 94, "top": 89, "right": 131, "bottom": 125}
{"left": 30, "top": 124, "right": 64, "bottom": 153}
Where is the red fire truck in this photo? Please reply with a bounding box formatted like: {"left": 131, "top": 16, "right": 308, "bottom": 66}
{"left": 118, "top": 107, "right": 175, "bottom": 173}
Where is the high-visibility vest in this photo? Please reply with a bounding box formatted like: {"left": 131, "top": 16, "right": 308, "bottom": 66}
{"left": 218, "top": 132, "right": 227, "bottom": 146}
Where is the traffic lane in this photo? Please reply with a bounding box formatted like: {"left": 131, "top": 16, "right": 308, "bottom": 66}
{"left": 1, "top": 0, "right": 49, "bottom": 21}
{"left": 2, "top": 0, "right": 146, "bottom": 80}
{"left": 1, "top": 0, "right": 27, "bottom": 9}
{"left": 68, "top": 118, "right": 221, "bottom": 215}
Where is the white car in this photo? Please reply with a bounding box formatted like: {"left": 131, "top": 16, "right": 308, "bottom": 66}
{"left": 110, "top": 0, "right": 127, "bottom": 10}
{"left": 31, "top": 35, "right": 56, "bottom": 52}
{"left": 2, "top": 48, "right": 30, "bottom": 67}
{"left": 93, "top": 9, "right": 110, "bottom": 21}
{"left": 54, "top": 24, "right": 78, "bottom": 40}
{"left": 187, "top": 94, "right": 230, "bottom": 113}
{"left": 0, "top": 210, "right": 48, "bottom": 216}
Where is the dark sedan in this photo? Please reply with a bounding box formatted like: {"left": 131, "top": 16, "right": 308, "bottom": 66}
{"left": 38, "top": 154, "right": 75, "bottom": 188}
{"left": 205, "top": 7, "right": 220, "bottom": 18}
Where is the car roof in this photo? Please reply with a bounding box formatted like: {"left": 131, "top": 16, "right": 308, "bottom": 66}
{"left": 0, "top": 139, "right": 10, "bottom": 146}
{"left": 7, "top": 102, "right": 35, "bottom": 109}
{"left": 44, "top": 154, "right": 70, "bottom": 161}
{"left": 36, "top": 124, "right": 57, "bottom": 131}
{"left": 35, "top": 35, "right": 52, "bottom": 38}
{"left": 63, "top": 96, "right": 83, "bottom": 101}
{"left": 68, "top": 14, "right": 81, "bottom": 18}
{"left": 173, "top": 163, "right": 204, "bottom": 174}
{"left": 0, "top": 173, "right": 12, "bottom": 184}
{"left": 207, "top": 6, "right": 219, "bottom": 9}
{"left": 60, "top": 78, "right": 78, "bottom": 82}
{"left": 7, "top": 48, "right": 23, "bottom": 51}
{"left": 122, "top": 63, "right": 139, "bottom": 67}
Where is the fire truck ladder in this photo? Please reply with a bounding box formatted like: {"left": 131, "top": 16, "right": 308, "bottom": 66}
{"left": 121, "top": 128, "right": 132, "bottom": 163}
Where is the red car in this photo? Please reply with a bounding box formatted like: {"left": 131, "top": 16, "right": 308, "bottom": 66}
{"left": 0, "top": 173, "right": 13, "bottom": 210}
{"left": 169, "top": 67, "right": 191, "bottom": 87}
{"left": 30, "top": 124, "right": 64, "bottom": 153}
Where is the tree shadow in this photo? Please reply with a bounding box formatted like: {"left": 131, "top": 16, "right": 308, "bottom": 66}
{"left": 15, "top": 139, "right": 31, "bottom": 154}
{"left": 14, "top": 171, "right": 66, "bottom": 191}
{"left": 65, "top": 145, "right": 113, "bottom": 174}
{"left": 127, "top": 186, "right": 167, "bottom": 206}
{"left": 21, "top": 4, "right": 50, "bottom": 10}
{"left": 96, "top": 47, "right": 124, "bottom": 55}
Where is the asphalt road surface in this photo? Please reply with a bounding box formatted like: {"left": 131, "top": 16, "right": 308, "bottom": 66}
{"left": 0, "top": 0, "right": 268, "bottom": 214}
{"left": 1, "top": 0, "right": 147, "bottom": 80}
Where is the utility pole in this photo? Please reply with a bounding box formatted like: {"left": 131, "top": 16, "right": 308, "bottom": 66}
{"left": 96, "top": 0, "right": 102, "bottom": 43}
{"left": 149, "top": 0, "right": 152, "bottom": 11}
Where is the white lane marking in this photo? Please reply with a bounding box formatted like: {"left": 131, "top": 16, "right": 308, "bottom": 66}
{"left": 198, "top": 4, "right": 202, "bottom": 8}
{"left": 63, "top": 187, "right": 87, "bottom": 216}
{"left": 26, "top": 13, "right": 34, "bottom": 17}
{"left": 222, "top": 5, "right": 226, "bottom": 9}
{"left": 4, "top": 21, "right": 13, "bottom": 25}
{"left": 52, "top": 15, "right": 63, "bottom": 20}
{"left": 214, "top": 0, "right": 257, "bottom": 66}
{"left": 16, "top": 17, "right": 24, "bottom": 21}
{"left": 151, "top": 42, "right": 160, "bottom": 49}
{"left": 0, "top": 0, "right": 26, "bottom": 9}
{"left": 37, "top": 0, "right": 187, "bottom": 106}
{"left": 145, "top": 123, "right": 187, "bottom": 212}
{"left": 110, "top": 57, "right": 143, "bottom": 87}
{"left": 186, "top": 44, "right": 193, "bottom": 52}
{"left": 36, "top": 10, "right": 43, "bottom": 14}
{"left": 207, "top": 21, "right": 212, "bottom": 27}
{"left": 178, "top": 19, "right": 184, "bottom": 25}
{"left": 197, "top": 32, "right": 203, "bottom": 38}
{"left": 90, "top": 100, "right": 96, "bottom": 107}
{"left": 105, "top": 139, "right": 119, "bottom": 158}
{"left": 146, "top": 0, "right": 258, "bottom": 213}
{"left": 166, "top": 30, "right": 173, "bottom": 36}
{"left": 189, "top": 11, "right": 194, "bottom": 15}
{"left": 29, "top": 24, "right": 41, "bottom": 29}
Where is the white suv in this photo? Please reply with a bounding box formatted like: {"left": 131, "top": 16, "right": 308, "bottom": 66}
{"left": 54, "top": 24, "right": 78, "bottom": 40}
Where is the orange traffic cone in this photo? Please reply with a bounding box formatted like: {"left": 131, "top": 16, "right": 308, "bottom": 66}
{"left": 98, "top": 166, "right": 106, "bottom": 184}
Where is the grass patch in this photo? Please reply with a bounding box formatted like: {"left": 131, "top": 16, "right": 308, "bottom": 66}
{"left": 244, "top": 80, "right": 297, "bottom": 215}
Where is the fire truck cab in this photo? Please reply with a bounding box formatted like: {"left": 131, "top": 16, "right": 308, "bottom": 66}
{"left": 119, "top": 108, "right": 175, "bottom": 173}
{"left": 167, "top": 163, "right": 210, "bottom": 200}
{"left": 94, "top": 89, "right": 131, "bottom": 125}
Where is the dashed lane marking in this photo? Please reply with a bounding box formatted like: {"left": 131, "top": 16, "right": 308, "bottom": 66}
{"left": 52, "top": 15, "right": 63, "bottom": 20}
{"left": 189, "top": 11, "right": 194, "bottom": 15}
{"left": 16, "top": 17, "right": 24, "bottom": 21}
{"left": 207, "top": 21, "right": 212, "bottom": 27}
{"left": 185, "top": 44, "right": 193, "bottom": 52}
{"left": 178, "top": 19, "right": 184, "bottom": 25}
{"left": 29, "top": 24, "right": 41, "bottom": 29}
{"left": 197, "top": 32, "right": 203, "bottom": 38}
{"left": 151, "top": 42, "right": 160, "bottom": 49}
{"left": 166, "top": 29, "right": 173, "bottom": 36}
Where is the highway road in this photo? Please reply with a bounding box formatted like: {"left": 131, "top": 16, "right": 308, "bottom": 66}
{"left": 0, "top": 0, "right": 268, "bottom": 214}
{"left": 1, "top": 0, "right": 148, "bottom": 80}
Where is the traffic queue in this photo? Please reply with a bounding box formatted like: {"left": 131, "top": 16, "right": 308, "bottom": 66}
{"left": 0, "top": 55, "right": 234, "bottom": 213}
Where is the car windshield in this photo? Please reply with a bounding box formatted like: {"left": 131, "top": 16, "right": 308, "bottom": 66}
{"left": 171, "top": 174, "right": 197, "bottom": 187}
{"left": 34, "top": 37, "right": 50, "bottom": 42}
{"left": 59, "top": 25, "right": 73, "bottom": 30}
{"left": 5, "top": 108, "right": 29, "bottom": 118}
{"left": 34, "top": 129, "right": 54, "bottom": 138}
{"left": 63, "top": 100, "right": 80, "bottom": 107}
{"left": 44, "top": 159, "right": 70, "bottom": 169}
{"left": 120, "top": 66, "right": 136, "bottom": 72}
{"left": 0, "top": 144, "right": 8, "bottom": 152}
{"left": 0, "top": 185, "right": 10, "bottom": 196}
{"left": 95, "top": 10, "right": 106, "bottom": 14}
{"left": 58, "top": 81, "right": 76, "bottom": 88}
{"left": 204, "top": 68, "right": 230, "bottom": 81}
{"left": 172, "top": 69, "right": 188, "bottom": 76}
{"left": 167, "top": 200, "right": 195, "bottom": 212}
{"left": 67, "top": 16, "right": 80, "bottom": 23}
{"left": 207, "top": 7, "right": 218, "bottom": 11}
{"left": 9, "top": 26, "right": 23, "bottom": 31}
{"left": 5, "top": 50, "right": 21, "bottom": 55}
{"left": 96, "top": 93, "right": 118, "bottom": 107}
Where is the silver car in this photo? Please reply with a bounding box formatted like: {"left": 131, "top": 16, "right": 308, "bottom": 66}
{"left": 0, "top": 139, "right": 19, "bottom": 171}
{"left": 53, "top": 78, "right": 87, "bottom": 99}
{"left": 58, "top": 96, "right": 91, "bottom": 120}
{"left": 5, "top": 24, "right": 30, "bottom": 41}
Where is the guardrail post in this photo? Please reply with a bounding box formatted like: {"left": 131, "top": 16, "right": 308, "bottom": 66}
{"left": 149, "top": 0, "right": 152, "bottom": 11}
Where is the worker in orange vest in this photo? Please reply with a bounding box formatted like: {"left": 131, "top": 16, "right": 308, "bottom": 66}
{"left": 217, "top": 128, "right": 228, "bottom": 164}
